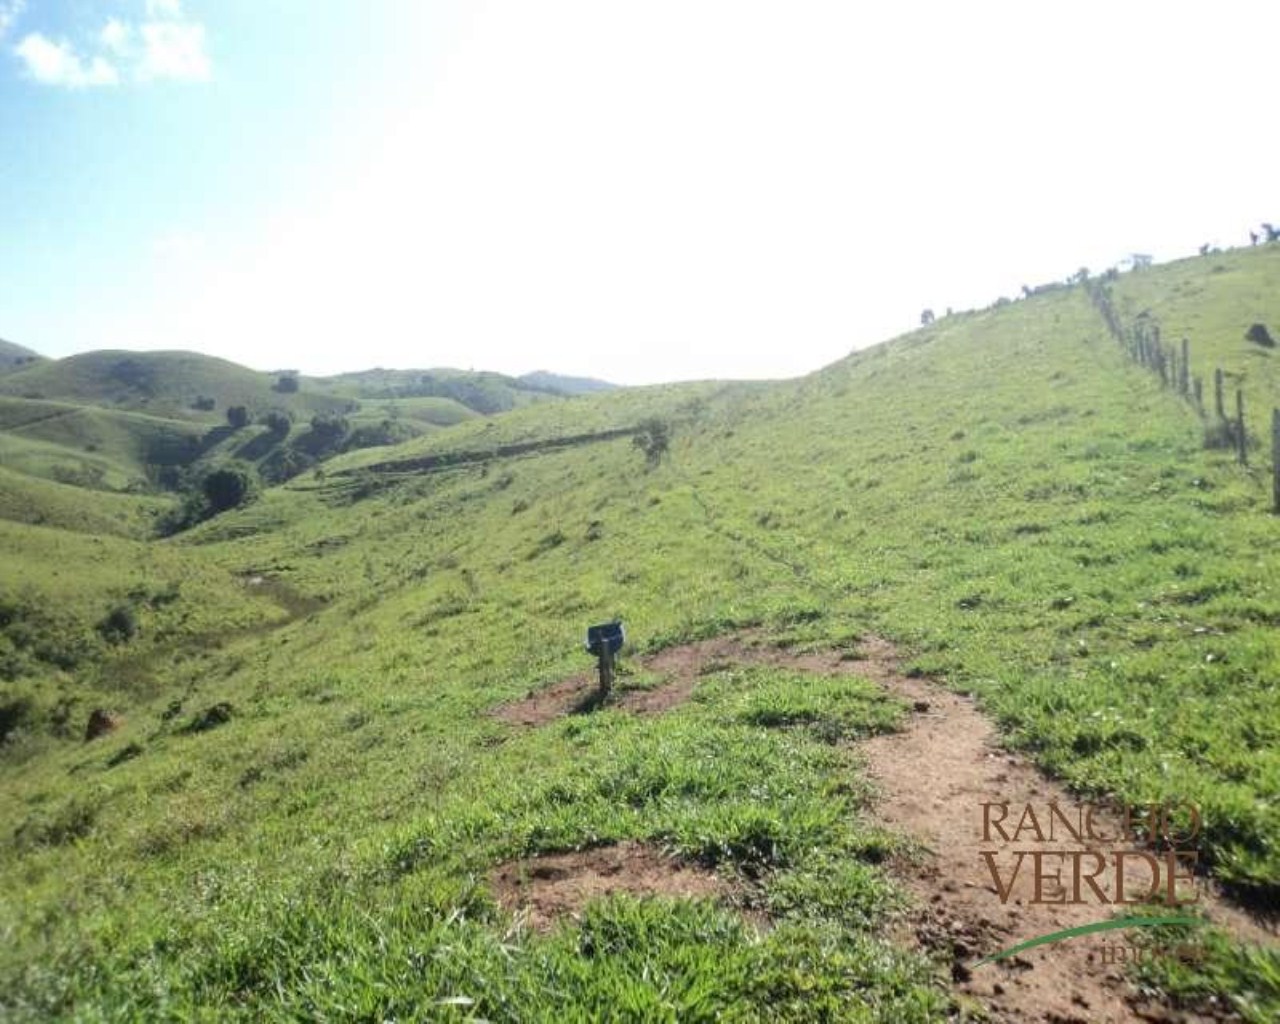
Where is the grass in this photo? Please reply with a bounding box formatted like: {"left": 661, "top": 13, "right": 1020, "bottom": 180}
{"left": 2, "top": 246, "right": 1280, "bottom": 1018}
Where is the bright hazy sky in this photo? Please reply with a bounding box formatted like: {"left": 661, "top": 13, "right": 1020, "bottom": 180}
{"left": 3, "top": 1, "right": 1279, "bottom": 385}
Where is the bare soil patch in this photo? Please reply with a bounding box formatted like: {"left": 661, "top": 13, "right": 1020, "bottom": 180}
{"left": 492, "top": 632, "right": 852, "bottom": 726}
{"left": 491, "top": 629, "right": 1275, "bottom": 1019}
{"left": 489, "top": 841, "right": 733, "bottom": 932}
{"left": 852, "top": 637, "right": 1277, "bottom": 1024}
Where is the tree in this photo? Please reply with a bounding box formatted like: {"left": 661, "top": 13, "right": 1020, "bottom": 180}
{"left": 273, "top": 373, "right": 299, "bottom": 393}
{"left": 1264, "top": 223, "right": 1280, "bottom": 243}
{"left": 309, "top": 413, "right": 349, "bottom": 445}
{"left": 226, "top": 405, "right": 249, "bottom": 429}
{"left": 201, "top": 464, "right": 256, "bottom": 513}
{"left": 1071, "top": 267, "right": 1089, "bottom": 285}
{"left": 261, "top": 410, "right": 292, "bottom": 436}
{"left": 920, "top": 309, "right": 935, "bottom": 326}
{"left": 632, "top": 417, "right": 671, "bottom": 468}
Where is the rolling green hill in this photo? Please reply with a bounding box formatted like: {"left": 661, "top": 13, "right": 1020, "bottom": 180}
{"left": 0, "top": 350, "right": 351, "bottom": 420}
{"left": 2, "top": 249, "right": 1279, "bottom": 1020}
{"left": 518, "top": 370, "right": 617, "bottom": 395}
{"left": 319, "top": 366, "right": 565, "bottom": 413}
{"left": 0, "top": 339, "right": 44, "bottom": 374}
{"left": 0, "top": 355, "right": 605, "bottom": 518}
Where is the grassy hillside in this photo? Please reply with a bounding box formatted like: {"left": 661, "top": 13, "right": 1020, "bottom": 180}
{"left": 2, "top": 250, "right": 1279, "bottom": 1020}
{"left": 0, "top": 350, "right": 352, "bottom": 421}
{"left": 0, "top": 397, "right": 205, "bottom": 490}
{"left": 1108, "top": 245, "right": 1280, "bottom": 437}
{"left": 0, "top": 356, "right": 594, "bottom": 513}
{"left": 0, "top": 465, "right": 168, "bottom": 537}
{"left": 0, "top": 339, "right": 44, "bottom": 374}
{"left": 519, "top": 370, "right": 617, "bottom": 395}
{"left": 319, "top": 367, "right": 564, "bottom": 413}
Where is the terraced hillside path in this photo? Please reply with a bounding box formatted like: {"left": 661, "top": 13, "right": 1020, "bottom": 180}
{"left": 852, "top": 636, "right": 1276, "bottom": 1024}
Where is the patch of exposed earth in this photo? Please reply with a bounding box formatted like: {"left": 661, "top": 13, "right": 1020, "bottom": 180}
{"left": 491, "top": 630, "right": 1276, "bottom": 1021}
{"left": 489, "top": 841, "right": 734, "bottom": 933}
{"left": 491, "top": 631, "right": 851, "bottom": 725}
{"left": 851, "top": 636, "right": 1276, "bottom": 1024}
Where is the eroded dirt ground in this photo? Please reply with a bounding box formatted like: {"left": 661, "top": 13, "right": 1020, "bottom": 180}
{"left": 490, "top": 631, "right": 1277, "bottom": 1022}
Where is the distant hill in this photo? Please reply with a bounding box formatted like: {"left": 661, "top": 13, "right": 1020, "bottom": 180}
{"left": 0, "top": 338, "right": 44, "bottom": 374}
{"left": 0, "top": 350, "right": 598, "bottom": 502}
{"left": 518, "top": 370, "right": 616, "bottom": 395}
{"left": 319, "top": 367, "right": 560, "bottom": 414}
{"left": 0, "top": 350, "right": 351, "bottom": 420}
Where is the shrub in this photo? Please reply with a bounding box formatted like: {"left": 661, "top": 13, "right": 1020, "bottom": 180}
{"left": 343, "top": 419, "right": 415, "bottom": 451}
{"left": 226, "top": 405, "right": 250, "bottom": 429}
{"left": 273, "top": 374, "right": 299, "bottom": 393}
{"left": 201, "top": 463, "right": 256, "bottom": 513}
{"left": 192, "top": 395, "right": 216, "bottom": 411}
{"left": 1203, "top": 420, "right": 1237, "bottom": 450}
{"left": 96, "top": 604, "right": 138, "bottom": 645}
{"left": 632, "top": 417, "right": 672, "bottom": 467}
{"left": 261, "top": 410, "right": 292, "bottom": 436}
{"left": 1245, "top": 323, "right": 1275, "bottom": 348}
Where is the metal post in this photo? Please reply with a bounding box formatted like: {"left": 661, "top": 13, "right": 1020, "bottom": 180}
{"left": 597, "top": 647, "right": 613, "bottom": 700}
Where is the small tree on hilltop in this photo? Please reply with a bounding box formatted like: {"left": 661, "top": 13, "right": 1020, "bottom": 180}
{"left": 920, "top": 309, "right": 935, "bottom": 326}
{"left": 274, "top": 373, "right": 299, "bottom": 394}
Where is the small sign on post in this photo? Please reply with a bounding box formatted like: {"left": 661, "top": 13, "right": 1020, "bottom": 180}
{"left": 585, "top": 621, "right": 625, "bottom": 701}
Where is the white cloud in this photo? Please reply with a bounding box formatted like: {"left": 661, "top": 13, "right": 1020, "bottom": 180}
{"left": 12, "top": 0, "right": 210, "bottom": 88}
{"left": 15, "top": 32, "right": 118, "bottom": 87}
{"left": 0, "top": 0, "right": 24, "bottom": 42}
{"left": 100, "top": 18, "right": 130, "bottom": 55}
{"left": 0, "top": 0, "right": 23, "bottom": 40}
{"left": 138, "top": 19, "right": 209, "bottom": 82}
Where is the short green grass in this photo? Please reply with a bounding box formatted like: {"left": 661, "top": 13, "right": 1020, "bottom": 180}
{"left": 3, "top": 247, "right": 1280, "bottom": 1019}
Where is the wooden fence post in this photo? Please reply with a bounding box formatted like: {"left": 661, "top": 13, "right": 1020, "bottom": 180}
{"left": 1236, "top": 389, "right": 1247, "bottom": 464}
{"left": 1180, "top": 338, "right": 1190, "bottom": 395}
{"left": 1273, "top": 409, "right": 1280, "bottom": 513}
{"left": 1215, "top": 368, "right": 1225, "bottom": 420}
{"left": 1193, "top": 377, "right": 1203, "bottom": 412}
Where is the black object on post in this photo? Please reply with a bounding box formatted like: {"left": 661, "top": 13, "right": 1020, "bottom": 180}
{"left": 585, "top": 621, "right": 625, "bottom": 700}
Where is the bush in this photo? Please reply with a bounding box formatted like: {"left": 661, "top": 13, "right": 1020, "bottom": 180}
{"left": 293, "top": 414, "right": 350, "bottom": 457}
{"left": 261, "top": 410, "right": 292, "bottom": 436}
{"left": 343, "top": 419, "right": 415, "bottom": 451}
{"left": 273, "top": 374, "right": 299, "bottom": 393}
{"left": 192, "top": 395, "right": 216, "bottom": 411}
{"left": 632, "top": 417, "right": 671, "bottom": 467}
{"left": 202, "top": 463, "right": 256, "bottom": 513}
{"left": 1203, "top": 419, "right": 1237, "bottom": 450}
{"left": 226, "top": 405, "right": 250, "bottom": 429}
{"left": 1245, "top": 323, "right": 1275, "bottom": 348}
{"left": 96, "top": 604, "right": 138, "bottom": 645}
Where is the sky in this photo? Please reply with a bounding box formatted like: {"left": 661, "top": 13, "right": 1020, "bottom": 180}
{"left": 3, "top": 1, "right": 1279, "bottom": 386}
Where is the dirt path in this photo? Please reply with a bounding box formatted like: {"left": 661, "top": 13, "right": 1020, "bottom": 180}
{"left": 850, "top": 636, "right": 1276, "bottom": 1024}
{"left": 492, "top": 630, "right": 1275, "bottom": 1020}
